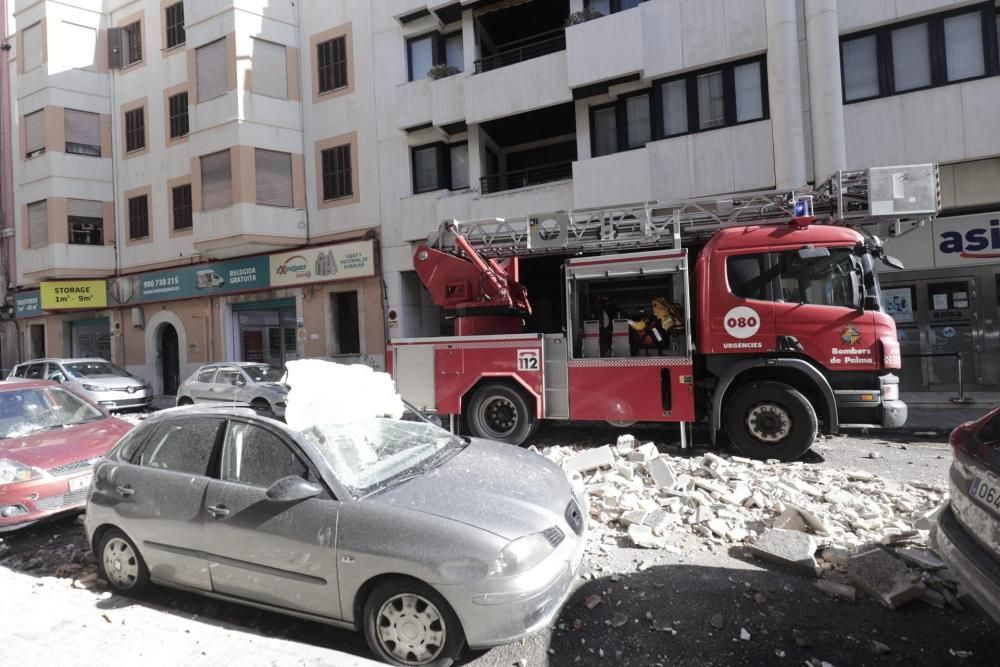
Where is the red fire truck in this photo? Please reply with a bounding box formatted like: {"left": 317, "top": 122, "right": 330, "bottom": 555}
{"left": 388, "top": 164, "right": 940, "bottom": 460}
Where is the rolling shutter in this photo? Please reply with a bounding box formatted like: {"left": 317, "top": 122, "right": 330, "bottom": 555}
{"left": 251, "top": 39, "right": 287, "bottom": 99}
{"left": 65, "top": 110, "right": 101, "bottom": 152}
{"left": 201, "top": 150, "right": 232, "bottom": 210}
{"left": 25, "top": 111, "right": 44, "bottom": 156}
{"left": 196, "top": 39, "right": 227, "bottom": 102}
{"left": 254, "top": 149, "right": 293, "bottom": 207}
{"left": 28, "top": 201, "right": 48, "bottom": 248}
{"left": 23, "top": 23, "right": 42, "bottom": 71}
{"left": 68, "top": 199, "right": 103, "bottom": 218}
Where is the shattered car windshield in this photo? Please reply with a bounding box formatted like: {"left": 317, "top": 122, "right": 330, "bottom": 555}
{"left": 300, "top": 408, "right": 465, "bottom": 498}
{"left": 66, "top": 361, "right": 130, "bottom": 378}
{"left": 0, "top": 387, "right": 104, "bottom": 439}
{"left": 244, "top": 365, "right": 285, "bottom": 383}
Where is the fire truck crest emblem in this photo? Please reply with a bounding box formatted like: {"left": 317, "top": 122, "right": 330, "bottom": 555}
{"left": 840, "top": 325, "right": 861, "bottom": 345}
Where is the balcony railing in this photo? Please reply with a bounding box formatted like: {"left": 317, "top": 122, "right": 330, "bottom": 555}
{"left": 474, "top": 29, "right": 566, "bottom": 74}
{"left": 480, "top": 161, "right": 573, "bottom": 194}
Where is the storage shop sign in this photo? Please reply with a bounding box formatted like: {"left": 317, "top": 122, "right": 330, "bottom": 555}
{"left": 40, "top": 280, "right": 108, "bottom": 309}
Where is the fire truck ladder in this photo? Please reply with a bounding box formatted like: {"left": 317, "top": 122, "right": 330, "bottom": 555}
{"left": 428, "top": 164, "right": 941, "bottom": 259}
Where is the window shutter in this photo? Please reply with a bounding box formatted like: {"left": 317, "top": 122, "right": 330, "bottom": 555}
{"left": 68, "top": 199, "right": 103, "bottom": 218}
{"left": 65, "top": 110, "right": 100, "bottom": 147}
{"left": 197, "top": 39, "right": 228, "bottom": 102}
{"left": 28, "top": 201, "right": 48, "bottom": 248}
{"left": 25, "top": 111, "right": 44, "bottom": 156}
{"left": 201, "top": 150, "right": 232, "bottom": 210}
{"left": 251, "top": 39, "right": 287, "bottom": 99}
{"left": 255, "top": 149, "right": 293, "bottom": 207}
{"left": 107, "top": 27, "right": 123, "bottom": 69}
{"left": 23, "top": 23, "right": 43, "bottom": 71}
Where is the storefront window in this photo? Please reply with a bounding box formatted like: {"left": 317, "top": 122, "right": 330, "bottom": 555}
{"left": 234, "top": 300, "right": 298, "bottom": 367}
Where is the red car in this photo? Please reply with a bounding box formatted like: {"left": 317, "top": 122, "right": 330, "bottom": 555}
{"left": 0, "top": 379, "right": 132, "bottom": 532}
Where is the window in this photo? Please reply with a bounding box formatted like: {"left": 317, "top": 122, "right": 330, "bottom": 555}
{"left": 215, "top": 367, "right": 241, "bottom": 386}
{"left": 776, "top": 249, "right": 859, "bottom": 308}
{"left": 696, "top": 71, "right": 725, "bottom": 129}
{"left": 449, "top": 143, "right": 469, "bottom": 190}
{"left": 321, "top": 144, "right": 352, "bottom": 200}
{"left": 840, "top": 6, "right": 1000, "bottom": 103}
{"left": 123, "top": 21, "right": 142, "bottom": 65}
{"left": 197, "top": 367, "right": 217, "bottom": 383}
{"left": 332, "top": 291, "right": 361, "bottom": 355}
{"left": 592, "top": 106, "right": 617, "bottom": 157}
{"left": 407, "top": 32, "right": 463, "bottom": 81}
{"left": 68, "top": 199, "right": 103, "bottom": 246}
{"left": 590, "top": 91, "right": 652, "bottom": 156}
{"left": 24, "top": 110, "right": 44, "bottom": 158}
{"left": 255, "top": 149, "right": 293, "bottom": 207}
{"left": 124, "top": 107, "right": 145, "bottom": 152}
{"left": 252, "top": 38, "right": 287, "bottom": 99}
{"left": 65, "top": 110, "right": 101, "bottom": 156}
{"left": 27, "top": 200, "right": 47, "bottom": 249}
{"left": 22, "top": 22, "right": 43, "bottom": 72}
{"left": 200, "top": 150, "right": 232, "bottom": 210}
{"left": 165, "top": 2, "right": 185, "bottom": 49}
{"left": 317, "top": 35, "right": 348, "bottom": 93}
{"left": 734, "top": 62, "right": 764, "bottom": 122}
{"left": 61, "top": 22, "right": 97, "bottom": 70}
{"left": 196, "top": 39, "right": 228, "bottom": 102}
{"left": 172, "top": 184, "right": 192, "bottom": 231}
{"left": 727, "top": 254, "right": 773, "bottom": 300}
{"left": 585, "top": 0, "right": 644, "bottom": 15}
{"left": 140, "top": 418, "right": 225, "bottom": 476}
{"left": 128, "top": 194, "right": 149, "bottom": 240}
{"left": 222, "top": 422, "right": 310, "bottom": 488}
{"left": 660, "top": 79, "right": 688, "bottom": 137}
{"left": 625, "top": 93, "right": 651, "bottom": 148}
{"left": 411, "top": 142, "right": 468, "bottom": 193}
{"left": 168, "top": 92, "right": 188, "bottom": 139}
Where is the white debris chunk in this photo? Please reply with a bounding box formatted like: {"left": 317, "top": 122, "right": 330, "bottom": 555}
{"left": 646, "top": 458, "right": 678, "bottom": 490}
{"left": 627, "top": 442, "right": 659, "bottom": 463}
{"left": 565, "top": 446, "right": 616, "bottom": 473}
{"left": 283, "top": 359, "right": 404, "bottom": 429}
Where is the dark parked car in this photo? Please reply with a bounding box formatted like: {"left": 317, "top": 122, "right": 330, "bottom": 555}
{"left": 0, "top": 380, "right": 133, "bottom": 531}
{"left": 85, "top": 404, "right": 585, "bottom": 666}
{"left": 933, "top": 405, "right": 1000, "bottom": 623}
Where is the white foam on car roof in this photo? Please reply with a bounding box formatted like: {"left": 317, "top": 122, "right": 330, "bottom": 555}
{"left": 283, "top": 359, "right": 404, "bottom": 430}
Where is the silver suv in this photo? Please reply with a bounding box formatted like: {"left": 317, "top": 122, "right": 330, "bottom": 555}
{"left": 7, "top": 358, "right": 152, "bottom": 411}
{"left": 176, "top": 362, "right": 288, "bottom": 417}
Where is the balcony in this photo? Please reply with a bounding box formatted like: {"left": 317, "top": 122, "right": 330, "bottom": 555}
{"left": 474, "top": 29, "right": 566, "bottom": 74}
{"left": 478, "top": 102, "right": 576, "bottom": 194}
{"left": 193, "top": 203, "right": 307, "bottom": 259}
{"left": 396, "top": 72, "right": 466, "bottom": 131}
{"left": 20, "top": 243, "right": 116, "bottom": 281}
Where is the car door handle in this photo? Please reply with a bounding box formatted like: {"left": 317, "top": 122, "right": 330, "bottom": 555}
{"left": 206, "top": 504, "right": 230, "bottom": 519}
{"left": 115, "top": 484, "right": 134, "bottom": 497}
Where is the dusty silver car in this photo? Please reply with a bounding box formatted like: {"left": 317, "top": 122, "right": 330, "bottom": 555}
{"left": 932, "top": 405, "right": 1000, "bottom": 623}
{"left": 176, "top": 363, "right": 288, "bottom": 417}
{"left": 84, "top": 405, "right": 585, "bottom": 666}
{"left": 7, "top": 358, "right": 152, "bottom": 411}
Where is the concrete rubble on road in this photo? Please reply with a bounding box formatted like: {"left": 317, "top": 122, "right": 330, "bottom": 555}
{"left": 540, "top": 435, "right": 961, "bottom": 611}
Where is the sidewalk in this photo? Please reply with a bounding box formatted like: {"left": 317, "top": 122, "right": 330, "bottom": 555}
{"left": 0, "top": 568, "right": 381, "bottom": 667}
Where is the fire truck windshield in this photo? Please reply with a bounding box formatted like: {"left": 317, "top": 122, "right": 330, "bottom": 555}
{"left": 776, "top": 248, "right": 860, "bottom": 309}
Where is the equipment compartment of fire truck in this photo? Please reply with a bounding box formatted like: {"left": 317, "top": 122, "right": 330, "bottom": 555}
{"left": 388, "top": 164, "right": 940, "bottom": 461}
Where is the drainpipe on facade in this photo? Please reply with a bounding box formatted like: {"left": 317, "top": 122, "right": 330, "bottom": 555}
{"left": 804, "top": 0, "right": 847, "bottom": 182}
{"left": 764, "top": 0, "right": 808, "bottom": 189}
{"left": 0, "top": 0, "right": 18, "bottom": 367}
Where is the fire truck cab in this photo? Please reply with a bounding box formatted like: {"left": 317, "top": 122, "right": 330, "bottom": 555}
{"left": 388, "top": 165, "right": 937, "bottom": 460}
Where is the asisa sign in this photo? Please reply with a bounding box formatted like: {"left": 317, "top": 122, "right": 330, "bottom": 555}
{"left": 936, "top": 215, "right": 1000, "bottom": 267}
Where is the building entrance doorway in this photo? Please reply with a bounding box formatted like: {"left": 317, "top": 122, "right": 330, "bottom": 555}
{"left": 160, "top": 323, "right": 180, "bottom": 395}
{"left": 232, "top": 299, "right": 297, "bottom": 368}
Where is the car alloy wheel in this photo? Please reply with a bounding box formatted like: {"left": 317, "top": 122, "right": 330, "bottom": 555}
{"left": 375, "top": 593, "right": 446, "bottom": 665}
{"left": 102, "top": 536, "right": 140, "bottom": 589}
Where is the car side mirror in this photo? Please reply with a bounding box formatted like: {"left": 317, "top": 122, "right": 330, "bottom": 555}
{"left": 265, "top": 475, "right": 322, "bottom": 502}
{"left": 51, "top": 373, "right": 65, "bottom": 383}
{"left": 863, "top": 295, "right": 880, "bottom": 311}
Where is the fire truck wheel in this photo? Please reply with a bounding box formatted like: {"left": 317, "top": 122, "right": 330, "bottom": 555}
{"left": 467, "top": 383, "right": 536, "bottom": 445}
{"left": 723, "top": 381, "right": 817, "bottom": 461}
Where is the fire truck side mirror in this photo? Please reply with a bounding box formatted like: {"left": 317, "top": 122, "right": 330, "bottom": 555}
{"left": 882, "top": 254, "right": 905, "bottom": 270}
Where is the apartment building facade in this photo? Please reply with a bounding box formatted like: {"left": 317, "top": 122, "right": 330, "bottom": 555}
{"left": 3, "top": 0, "right": 1000, "bottom": 394}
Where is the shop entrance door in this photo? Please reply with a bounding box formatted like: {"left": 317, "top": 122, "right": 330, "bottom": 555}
{"left": 883, "top": 277, "right": 981, "bottom": 391}
{"left": 160, "top": 324, "right": 180, "bottom": 395}
{"left": 71, "top": 319, "right": 111, "bottom": 359}
{"left": 233, "top": 299, "right": 297, "bottom": 368}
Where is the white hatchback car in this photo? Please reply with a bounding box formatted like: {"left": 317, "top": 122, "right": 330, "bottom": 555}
{"left": 176, "top": 363, "right": 288, "bottom": 418}
{"left": 7, "top": 358, "right": 152, "bottom": 411}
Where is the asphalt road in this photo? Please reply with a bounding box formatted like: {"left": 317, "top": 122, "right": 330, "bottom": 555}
{"left": 1, "top": 426, "right": 996, "bottom": 667}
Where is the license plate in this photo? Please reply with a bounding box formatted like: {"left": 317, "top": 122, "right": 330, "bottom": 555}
{"left": 69, "top": 475, "right": 93, "bottom": 492}
{"left": 969, "top": 476, "right": 1000, "bottom": 512}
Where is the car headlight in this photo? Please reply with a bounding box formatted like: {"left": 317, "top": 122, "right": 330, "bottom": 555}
{"left": 0, "top": 458, "right": 42, "bottom": 485}
{"left": 489, "top": 532, "right": 555, "bottom": 577}
{"left": 82, "top": 384, "right": 109, "bottom": 392}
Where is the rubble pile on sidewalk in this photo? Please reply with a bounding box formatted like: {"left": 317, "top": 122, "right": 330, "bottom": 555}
{"left": 541, "top": 435, "right": 957, "bottom": 610}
